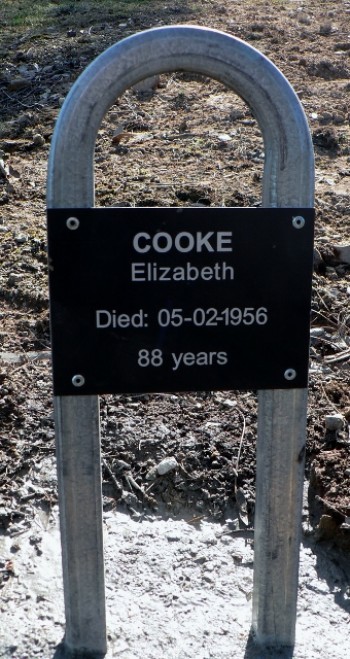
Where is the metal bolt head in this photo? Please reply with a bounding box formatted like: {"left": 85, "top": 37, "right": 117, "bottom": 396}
{"left": 284, "top": 368, "right": 297, "bottom": 381}
{"left": 72, "top": 374, "right": 85, "bottom": 387}
{"left": 292, "top": 215, "right": 305, "bottom": 229}
{"left": 66, "top": 216, "right": 80, "bottom": 230}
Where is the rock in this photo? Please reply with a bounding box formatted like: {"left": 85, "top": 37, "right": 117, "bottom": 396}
{"left": 15, "top": 234, "right": 28, "bottom": 244}
{"left": 319, "top": 22, "right": 333, "bottom": 36}
{"left": 132, "top": 75, "right": 160, "bottom": 93}
{"left": 146, "top": 456, "right": 178, "bottom": 480}
{"left": 7, "top": 273, "right": 23, "bottom": 287}
{"left": 310, "top": 327, "right": 325, "bottom": 337}
{"left": 325, "top": 414, "right": 344, "bottom": 431}
{"left": 340, "top": 517, "right": 350, "bottom": 530}
{"left": 217, "top": 133, "right": 232, "bottom": 141}
{"left": 156, "top": 456, "right": 178, "bottom": 476}
{"left": 222, "top": 398, "right": 237, "bottom": 408}
{"left": 332, "top": 244, "right": 350, "bottom": 264}
{"left": 32, "top": 134, "right": 45, "bottom": 147}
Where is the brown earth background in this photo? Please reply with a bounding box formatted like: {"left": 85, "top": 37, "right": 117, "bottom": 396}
{"left": 0, "top": 0, "right": 349, "bottom": 604}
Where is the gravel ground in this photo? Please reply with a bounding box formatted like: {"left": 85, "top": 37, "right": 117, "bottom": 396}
{"left": 1, "top": 472, "right": 350, "bottom": 659}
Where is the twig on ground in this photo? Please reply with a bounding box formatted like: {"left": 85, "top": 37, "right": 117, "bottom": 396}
{"left": 324, "top": 348, "right": 350, "bottom": 364}
{"left": 102, "top": 458, "right": 123, "bottom": 498}
{"left": 235, "top": 409, "right": 247, "bottom": 472}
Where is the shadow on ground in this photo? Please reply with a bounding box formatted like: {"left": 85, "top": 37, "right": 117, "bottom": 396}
{"left": 303, "top": 537, "right": 350, "bottom": 614}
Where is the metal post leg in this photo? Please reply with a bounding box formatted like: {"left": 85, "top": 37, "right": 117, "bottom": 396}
{"left": 252, "top": 388, "right": 307, "bottom": 646}
{"left": 55, "top": 395, "right": 107, "bottom": 656}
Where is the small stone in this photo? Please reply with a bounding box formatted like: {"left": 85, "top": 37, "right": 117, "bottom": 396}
{"left": 222, "top": 398, "right": 237, "bottom": 408}
{"left": 32, "top": 133, "right": 45, "bottom": 147}
{"left": 310, "top": 327, "right": 325, "bottom": 337}
{"left": 325, "top": 414, "right": 344, "bottom": 431}
{"left": 333, "top": 245, "right": 350, "bottom": 265}
{"left": 7, "top": 273, "right": 23, "bottom": 287}
{"left": 156, "top": 456, "right": 178, "bottom": 476}
{"left": 147, "top": 456, "right": 178, "bottom": 480}
{"left": 340, "top": 517, "right": 350, "bottom": 530}
{"left": 15, "top": 233, "right": 28, "bottom": 244}
{"left": 132, "top": 75, "right": 160, "bottom": 93}
{"left": 217, "top": 133, "right": 232, "bottom": 141}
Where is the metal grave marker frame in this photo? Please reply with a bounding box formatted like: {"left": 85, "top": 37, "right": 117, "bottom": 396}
{"left": 47, "top": 26, "right": 314, "bottom": 657}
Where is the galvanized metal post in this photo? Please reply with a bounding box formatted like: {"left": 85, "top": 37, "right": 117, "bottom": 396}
{"left": 47, "top": 125, "right": 106, "bottom": 654}
{"left": 47, "top": 26, "right": 314, "bottom": 654}
{"left": 54, "top": 396, "right": 105, "bottom": 656}
{"left": 252, "top": 389, "right": 309, "bottom": 646}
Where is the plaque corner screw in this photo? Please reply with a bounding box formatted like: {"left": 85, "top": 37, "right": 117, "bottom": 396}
{"left": 72, "top": 374, "right": 85, "bottom": 387}
{"left": 292, "top": 215, "right": 305, "bottom": 229}
{"left": 284, "top": 368, "right": 297, "bottom": 381}
{"left": 66, "top": 216, "right": 80, "bottom": 230}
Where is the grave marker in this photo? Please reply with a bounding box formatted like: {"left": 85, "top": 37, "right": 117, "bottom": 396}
{"left": 47, "top": 207, "right": 314, "bottom": 396}
{"left": 47, "top": 25, "right": 314, "bottom": 656}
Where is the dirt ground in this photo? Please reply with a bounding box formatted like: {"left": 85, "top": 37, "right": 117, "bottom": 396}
{"left": 0, "top": 0, "right": 349, "bottom": 657}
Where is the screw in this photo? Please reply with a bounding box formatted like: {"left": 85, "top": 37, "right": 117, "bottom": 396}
{"left": 284, "top": 369, "right": 297, "bottom": 381}
{"left": 292, "top": 215, "right": 305, "bottom": 229}
{"left": 66, "top": 216, "right": 80, "bottom": 230}
{"left": 72, "top": 374, "right": 85, "bottom": 387}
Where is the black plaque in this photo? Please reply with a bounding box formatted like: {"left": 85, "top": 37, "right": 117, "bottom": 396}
{"left": 47, "top": 207, "right": 314, "bottom": 395}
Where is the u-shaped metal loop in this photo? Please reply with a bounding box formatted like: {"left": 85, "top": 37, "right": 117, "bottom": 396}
{"left": 47, "top": 26, "right": 315, "bottom": 653}
{"left": 47, "top": 25, "right": 314, "bottom": 210}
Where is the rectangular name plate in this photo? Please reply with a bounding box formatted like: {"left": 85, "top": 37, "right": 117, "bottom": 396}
{"left": 47, "top": 207, "right": 314, "bottom": 395}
